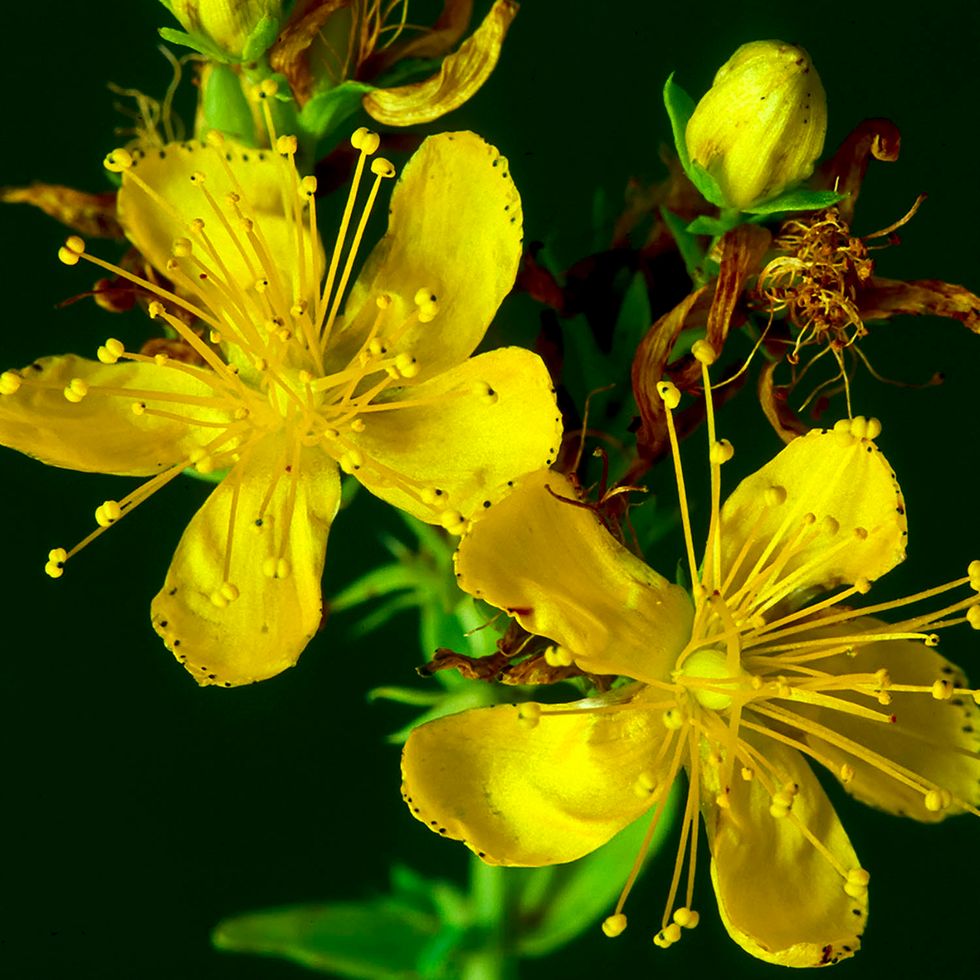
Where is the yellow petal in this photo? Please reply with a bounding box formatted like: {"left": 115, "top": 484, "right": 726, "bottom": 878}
{"left": 704, "top": 737, "right": 865, "bottom": 966}
{"left": 799, "top": 617, "right": 980, "bottom": 822}
{"left": 455, "top": 470, "right": 693, "bottom": 685}
{"left": 719, "top": 425, "right": 906, "bottom": 604}
{"left": 335, "top": 131, "right": 522, "bottom": 382}
{"left": 0, "top": 354, "right": 214, "bottom": 475}
{"left": 344, "top": 348, "right": 560, "bottom": 521}
{"left": 152, "top": 434, "right": 340, "bottom": 687}
{"left": 117, "top": 140, "right": 322, "bottom": 308}
{"left": 401, "top": 692, "right": 668, "bottom": 864}
{"left": 362, "top": 0, "right": 517, "bottom": 126}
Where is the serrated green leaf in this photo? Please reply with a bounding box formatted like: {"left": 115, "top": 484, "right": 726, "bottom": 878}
{"left": 744, "top": 187, "right": 848, "bottom": 216}
{"left": 512, "top": 783, "right": 681, "bottom": 956}
{"left": 213, "top": 899, "right": 446, "bottom": 978}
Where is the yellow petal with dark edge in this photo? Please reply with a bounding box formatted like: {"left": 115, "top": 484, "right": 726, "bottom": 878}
{"left": 152, "top": 434, "right": 339, "bottom": 687}
{"left": 0, "top": 354, "right": 218, "bottom": 475}
{"left": 704, "top": 737, "right": 865, "bottom": 967}
{"left": 719, "top": 426, "right": 906, "bottom": 605}
{"left": 117, "top": 140, "right": 322, "bottom": 308}
{"left": 455, "top": 469, "right": 693, "bottom": 685}
{"left": 362, "top": 0, "right": 517, "bottom": 126}
{"left": 334, "top": 131, "right": 522, "bottom": 382}
{"left": 798, "top": 617, "right": 980, "bottom": 821}
{"left": 401, "top": 692, "right": 668, "bottom": 865}
{"left": 344, "top": 347, "right": 560, "bottom": 522}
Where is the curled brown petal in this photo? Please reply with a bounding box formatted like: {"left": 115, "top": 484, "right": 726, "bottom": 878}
{"left": 858, "top": 276, "right": 980, "bottom": 333}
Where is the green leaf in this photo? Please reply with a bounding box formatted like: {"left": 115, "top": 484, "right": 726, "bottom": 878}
{"left": 157, "top": 26, "right": 229, "bottom": 62}
{"left": 610, "top": 272, "right": 652, "bottom": 367}
{"left": 659, "top": 207, "right": 706, "bottom": 282}
{"left": 685, "top": 213, "right": 741, "bottom": 236}
{"left": 300, "top": 81, "right": 375, "bottom": 143}
{"left": 744, "top": 187, "right": 848, "bottom": 216}
{"left": 214, "top": 899, "right": 451, "bottom": 979}
{"left": 512, "top": 783, "right": 681, "bottom": 956}
{"left": 662, "top": 73, "right": 695, "bottom": 174}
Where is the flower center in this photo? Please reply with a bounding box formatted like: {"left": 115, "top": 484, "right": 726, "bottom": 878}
{"left": 677, "top": 647, "right": 738, "bottom": 711}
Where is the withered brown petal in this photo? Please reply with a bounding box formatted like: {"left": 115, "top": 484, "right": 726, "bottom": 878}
{"left": 2, "top": 183, "right": 123, "bottom": 239}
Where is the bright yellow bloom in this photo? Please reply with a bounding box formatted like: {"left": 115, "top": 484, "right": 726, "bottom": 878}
{"left": 401, "top": 346, "right": 980, "bottom": 965}
{"left": 0, "top": 118, "right": 560, "bottom": 687}
{"left": 686, "top": 40, "right": 827, "bottom": 210}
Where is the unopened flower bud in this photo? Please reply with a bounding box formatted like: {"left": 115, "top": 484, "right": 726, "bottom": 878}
{"left": 159, "top": 0, "right": 282, "bottom": 60}
{"left": 685, "top": 40, "right": 827, "bottom": 210}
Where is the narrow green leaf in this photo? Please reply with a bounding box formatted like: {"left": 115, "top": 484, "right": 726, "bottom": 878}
{"left": 744, "top": 187, "right": 848, "bottom": 216}
{"left": 213, "top": 899, "right": 444, "bottom": 978}
{"left": 157, "top": 26, "right": 229, "bottom": 61}
{"left": 300, "top": 81, "right": 375, "bottom": 143}
{"left": 659, "top": 207, "right": 706, "bottom": 282}
{"left": 662, "top": 73, "right": 695, "bottom": 173}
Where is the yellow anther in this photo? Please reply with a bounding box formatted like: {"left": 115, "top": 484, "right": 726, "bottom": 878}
{"left": 714, "top": 790, "right": 731, "bottom": 808}
{"left": 654, "top": 923, "right": 682, "bottom": 948}
{"left": 844, "top": 868, "right": 870, "bottom": 898}
{"left": 874, "top": 668, "right": 891, "bottom": 689}
{"left": 291, "top": 301, "right": 309, "bottom": 319}
{"left": 765, "top": 484, "right": 787, "bottom": 507}
{"left": 439, "top": 510, "right": 467, "bottom": 535}
{"left": 0, "top": 371, "right": 22, "bottom": 395}
{"left": 97, "top": 338, "right": 125, "bottom": 364}
{"left": 543, "top": 644, "right": 574, "bottom": 668}
{"left": 602, "top": 914, "right": 628, "bottom": 938}
{"left": 339, "top": 450, "right": 363, "bottom": 474}
{"left": 673, "top": 908, "right": 699, "bottom": 930}
{"left": 131, "top": 402, "right": 146, "bottom": 416}
{"left": 968, "top": 560, "right": 980, "bottom": 579}
{"left": 275, "top": 134, "right": 298, "bottom": 156}
{"left": 710, "top": 438, "right": 734, "bottom": 464}
{"left": 259, "top": 78, "right": 279, "bottom": 98}
{"left": 924, "top": 634, "right": 940, "bottom": 648}
{"left": 239, "top": 216, "right": 254, "bottom": 233}
{"left": 220, "top": 582, "right": 240, "bottom": 602}
{"left": 931, "top": 678, "right": 954, "bottom": 701}
{"left": 300, "top": 175, "right": 318, "bottom": 198}
{"left": 821, "top": 515, "right": 840, "bottom": 536}
{"left": 371, "top": 157, "right": 396, "bottom": 178}
{"left": 349, "top": 418, "right": 366, "bottom": 433}
{"left": 839, "top": 762, "right": 856, "bottom": 784}
{"left": 190, "top": 217, "right": 206, "bottom": 233}
{"left": 194, "top": 456, "right": 215, "bottom": 475}
{"left": 420, "top": 487, "right": 445, "bottom": 506}
{"left": 103, "top": 148, "right": 134, "bottom": 172}
{"left": 662, "top": 707, "right": 684, "bottom": 730}
{"left": 261, "top": 557, "right": 292, "bottom": 579}
{"left": 148, "top": 301, "right": 165, "bottom": 318}
{"left": 58, "top": 234, "right": 86, "bottom": 265}
{"left": 418, "top": 301, "right": 439, "bottom": 323}
{"left": 394, "top": 353, "right": 419, "bottom": 378}
{"left": 832, "top": 418, "right": 856, "bottom": 446}
{"left": 209, "top": 330, "right": 223, "bottom": 344}
{"left": 351, "top": 127, "right": 380, "bottom": 154}
{"left": 63, "top": 378, "right": 89, "bottom": 403}
{"left": 691, "top": 339, "right": 718, "bottom": 364}
{"left": 190, "top": 170, "right": 207, "bottom": 185}
{"left": 633, "top": 771, "right": 659, "bottom": 798}
{"left": 850, "top": 415, "right": 868, "bottom": 439}
{"left": 517, "top": 702, "right": 541, "bottom": 728}
{"left": 740, "top": 766, "right": 754, "bottom": 781}
{"left": 967, "top": 606, "right": 980, "bottom": 630}
{"left": 924, "top": 788, "right": 951, "bottom": 813}
{"left": 45, "top": 547, "right": 68, "bottom": 579}
{"left": 209, "top": 589, "right": 230, "bottom": 608}
{"left": 853, "top": 576, "right": 872, "bottom": 594}
{"left": 865, "top": 417, "right": 882, "bottom": 440}
{"left": 657, "top": 381, "right": 681, "bottom": 409}
{"left": 94, "top": 499, "right": 123, "bottom": 527}
{"left": 172, "top": 237, "right": 193, "bottom": 258}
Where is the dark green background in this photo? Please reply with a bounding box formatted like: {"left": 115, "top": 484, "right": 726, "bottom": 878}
{"left": 3, "top": 1, "right": 978, "bottom": 977}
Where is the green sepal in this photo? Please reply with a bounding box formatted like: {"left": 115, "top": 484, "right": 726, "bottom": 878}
{"left": 241, "top": 14, "right": 280, "bottom": 61}
{"left": 512, "top": 787, "right": 680, "bottom": 955}
{"left": 182, "top": 465, "right": 230, "bottom": 484}
{"left": 685, "top": 213, "right": 742, "bottom": 236}
{"left": 157, "top": 26, "right": 230, "bottom": 62}
{"left": 743, "top": 187, "right": 848, "bottom": 215}
{"left": 202, "top": 64, "right": 257, "bottom": 145}
{"left": 300, "top": 81, "right": 375, "bottom": 144}
{"left": 663, "top": 74, "right": 726, "bottom": 207}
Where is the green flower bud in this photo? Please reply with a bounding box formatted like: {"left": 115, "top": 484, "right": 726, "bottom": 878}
{"left": 159, "top": 0, "right": 282, "bottom": 61}
{"left": 685, "top": 40, "right": 827, "bottom": 211}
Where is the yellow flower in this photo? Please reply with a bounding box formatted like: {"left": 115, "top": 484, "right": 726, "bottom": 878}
{"left": 401, "top": 344, "right": 980, "bottom": 965}
{"left": 686, "top": 40, "right": 827, "bottom": 211}
{"left": 0, "top": 115, "right": 560, "bottom": 687}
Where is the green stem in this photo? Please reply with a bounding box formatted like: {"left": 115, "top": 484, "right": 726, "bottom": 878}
{"left": 459, "top": 856, "right": 517, "bottom": 980}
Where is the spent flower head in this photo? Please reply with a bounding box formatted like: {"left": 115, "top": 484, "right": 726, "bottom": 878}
{"left": 0, "top": 92, "right": 560, "bottom": 687}
{"left": 401, "top": 343, "right": 980, "bottom": 966}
